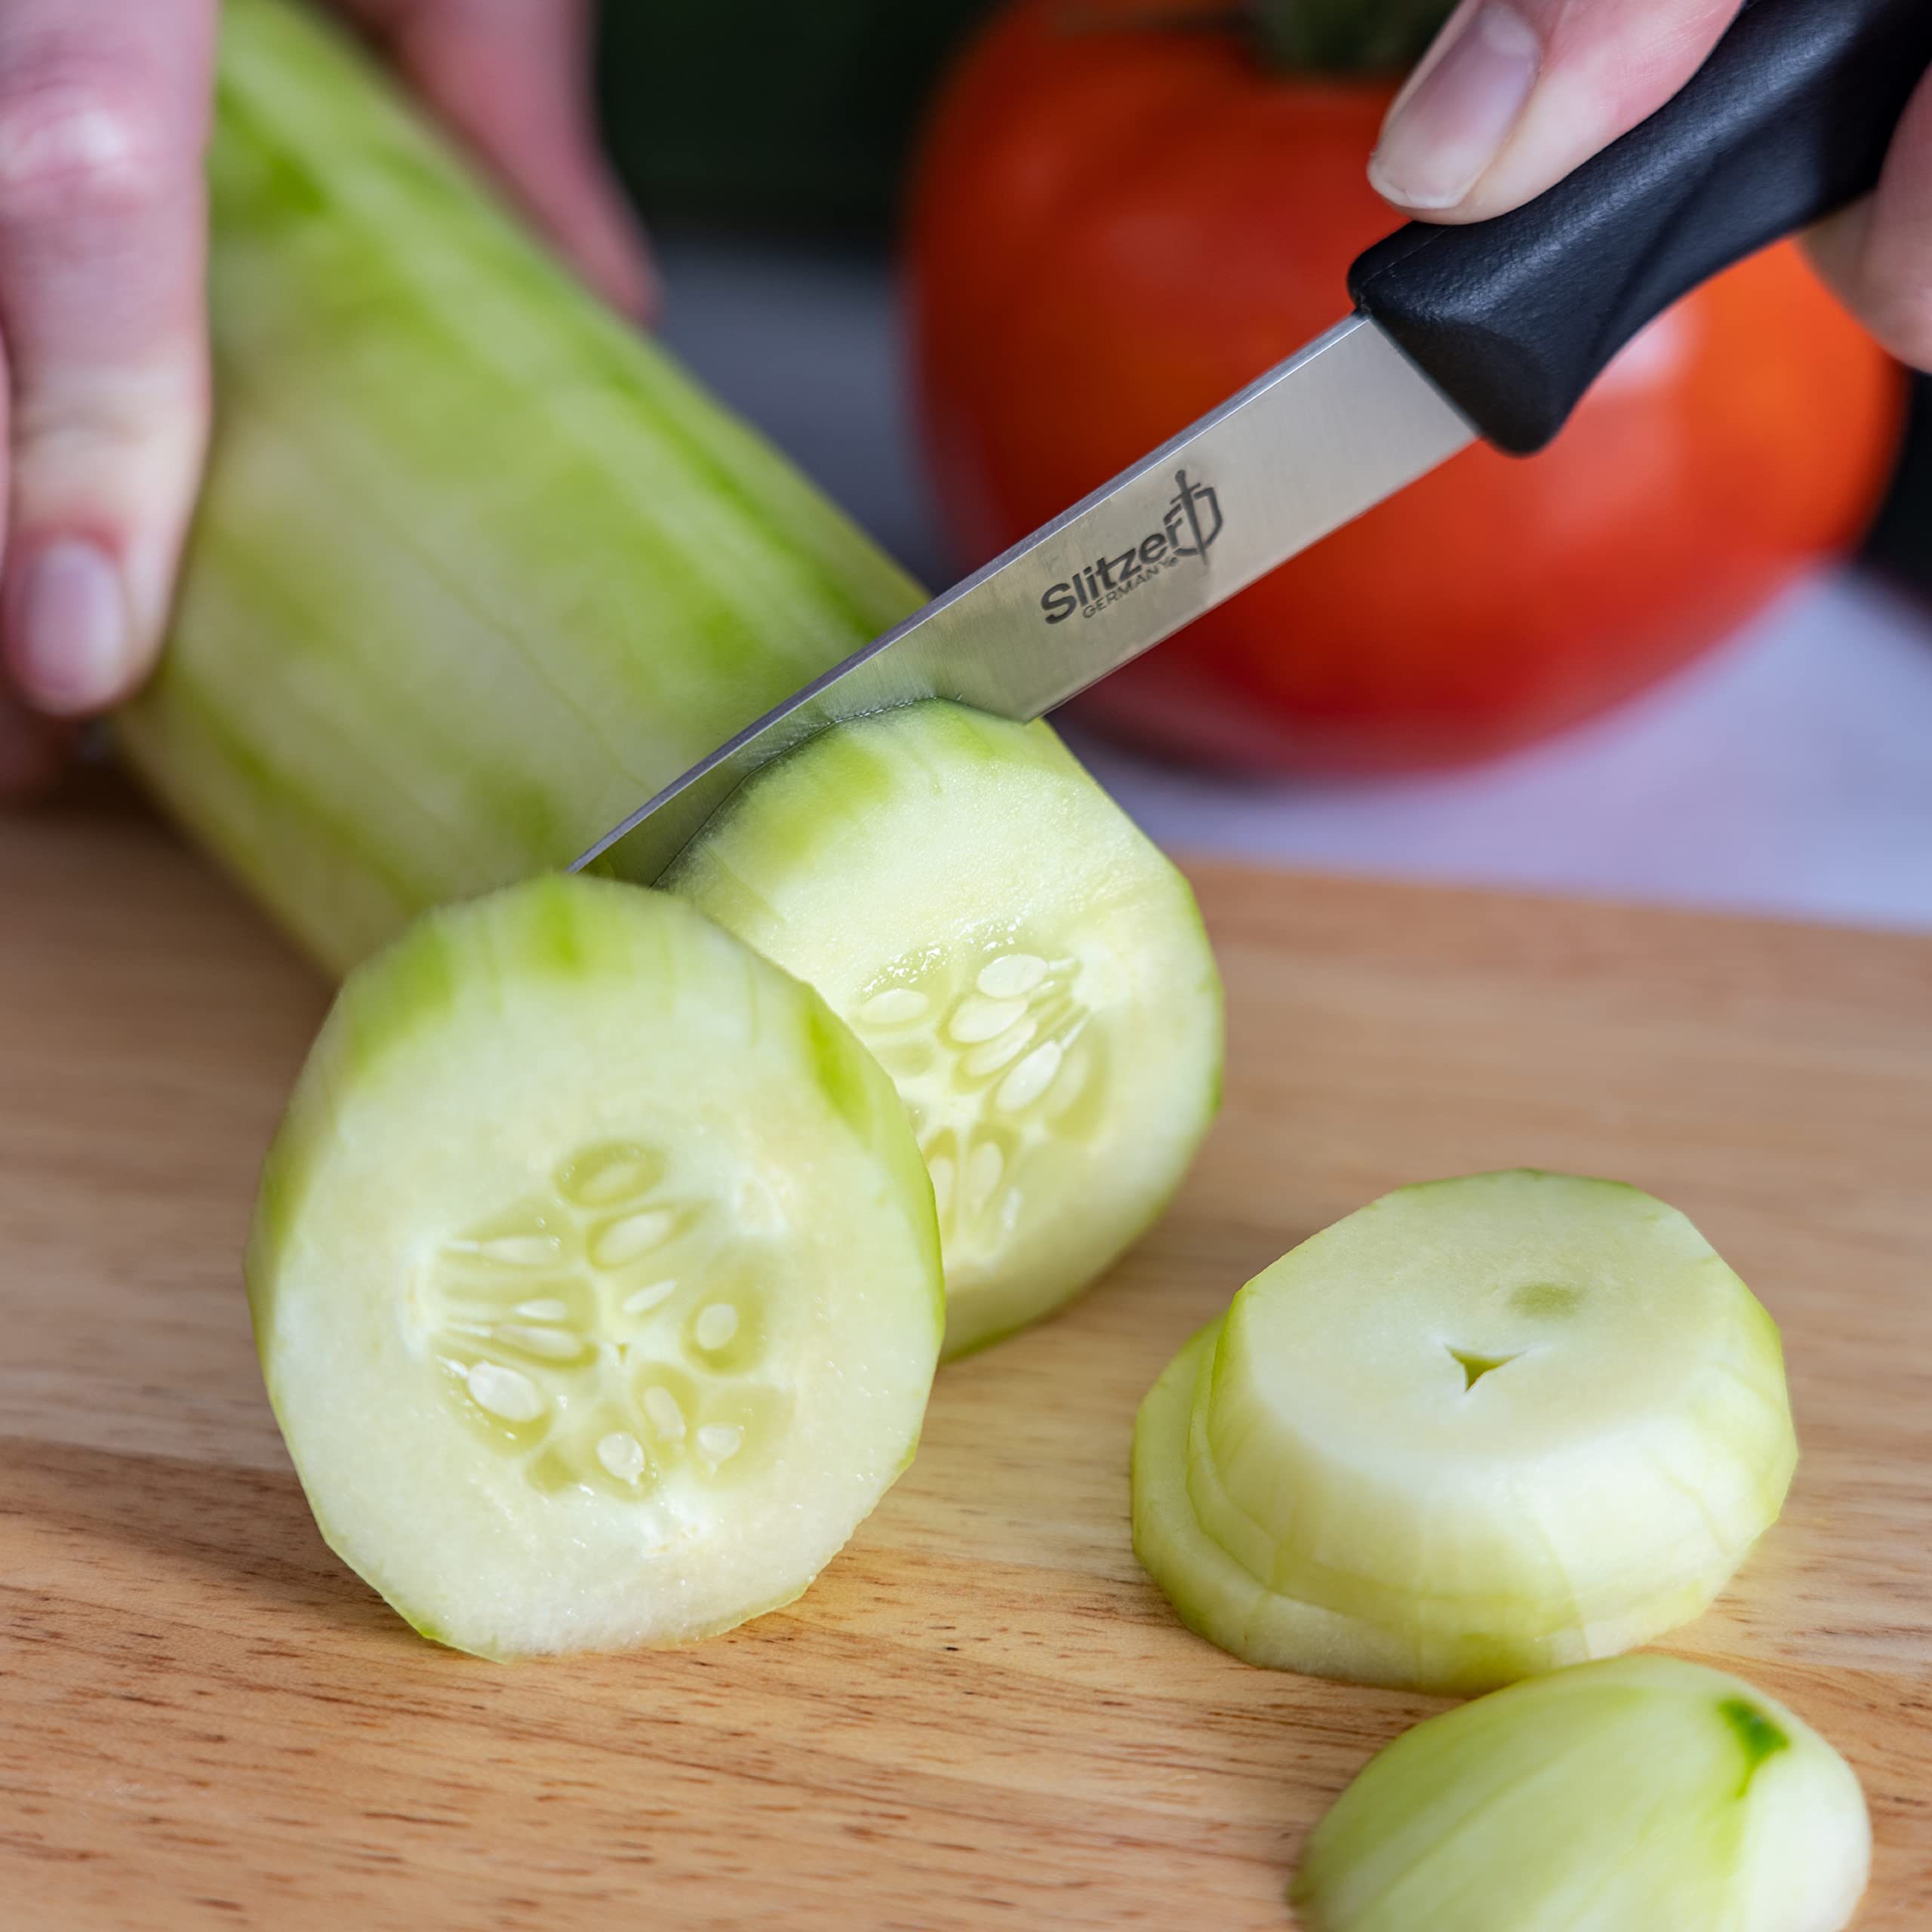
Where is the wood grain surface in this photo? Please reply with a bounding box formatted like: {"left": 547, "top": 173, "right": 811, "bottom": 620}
{"left": 2, "top": 784, "right": 1929, "bottom": 1930}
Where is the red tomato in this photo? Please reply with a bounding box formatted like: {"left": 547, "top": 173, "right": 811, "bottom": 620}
{"left": 907, "top": 0, "right": 1906, "bottom": 772}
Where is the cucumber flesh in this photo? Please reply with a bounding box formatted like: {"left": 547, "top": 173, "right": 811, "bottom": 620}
{"left": 1181, "top": 1331, "right": 1715, "bottom": 1676}
{"left": 1134, "top": 1324, "right": 1429, "bottom": 1687}
{"left": 1292, "top": 1655, "right": 1871, "bottom": 1932}
{"left": 1133, "top": 1171, "right": 1797, "bottom": 1693}
{"left": 251, "top": 876, "right": 942, "bottom": 1657}
{"left": 665, "top": 701, "right": 1223, "bottom": 1357}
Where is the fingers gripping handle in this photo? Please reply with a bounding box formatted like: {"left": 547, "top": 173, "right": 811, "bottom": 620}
{"left": 1349, "top": 0, "right": 1932, "bottom": 454}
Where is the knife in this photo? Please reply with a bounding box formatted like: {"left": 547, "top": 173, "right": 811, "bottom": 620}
{"left": 578, "top": 0, "right": 1932, "bottom": 887}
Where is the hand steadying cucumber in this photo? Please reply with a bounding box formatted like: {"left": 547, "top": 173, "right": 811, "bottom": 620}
{"left": 1293, "top": 1655, "right": 1870, "bottom": 1932}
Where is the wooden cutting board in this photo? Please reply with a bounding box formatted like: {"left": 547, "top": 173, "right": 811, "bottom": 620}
{"left": 3, "top": 784, "right": 1929, "bottom": 1930}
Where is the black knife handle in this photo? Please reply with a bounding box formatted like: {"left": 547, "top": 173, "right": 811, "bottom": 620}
{"left": 1348, "top": 0, "right": 1932, "bottom": 454}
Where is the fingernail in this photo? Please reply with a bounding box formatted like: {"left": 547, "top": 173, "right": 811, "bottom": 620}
{"left": 9, "top": 540, "right": 131, "bottom": 715}
{"left": 1371, "top": 2, "right": 1542, "bottom": 211}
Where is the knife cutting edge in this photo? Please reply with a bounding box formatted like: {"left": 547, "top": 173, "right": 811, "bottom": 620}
{"left": 577, "top": 0, "right": 1932, "bottom": 888}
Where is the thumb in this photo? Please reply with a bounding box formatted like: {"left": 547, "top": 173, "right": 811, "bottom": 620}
{"left": 1371, "top": 0, "right": 1743, "bottom": 221}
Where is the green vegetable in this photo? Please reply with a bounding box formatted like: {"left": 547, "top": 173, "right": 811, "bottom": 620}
{"left": 1133, "top": 1171, "right": 1797, "bottom": 1693}
{"left": 125, "top": 0, "right": 1220, "bottom": 1351}
{"left": 251, "top": 875, "right": 942, "bottom": 1657}
{"left": 131, "top": 0, "right": 923, "bottom": 977}
{"left": 667, "top": 701, "right": 1223, "bottom": 1356}
{"left": 1292, "top": 1654, "right": 1870, "bottom": 1932}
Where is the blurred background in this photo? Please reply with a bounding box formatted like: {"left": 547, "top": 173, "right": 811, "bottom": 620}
{"left": 594, "top": 0, "right": 1932, "bottom": 931}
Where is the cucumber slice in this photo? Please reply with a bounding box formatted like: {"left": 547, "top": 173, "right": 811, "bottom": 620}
{"left": 250, "top": 875, "right": 943, "bottom": 1657}
{"left": 1292, "top": 1655, "right": 1871, "bottom": 1932}
{"left": 665, "top": 700, "right": 1223, "bottom": 1358}
{"left": 1132, "top": 1171, "right": 1797, "bottom": 1692}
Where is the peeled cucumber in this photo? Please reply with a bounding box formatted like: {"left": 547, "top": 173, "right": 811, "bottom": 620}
{"left": 251, "top": 875, "right": 943, "bottom": 1656}
{"left": 1133, "top": 1171, "right": 1797, "bottom": 1693}
{"left": 667, "top": 702, "right": 1222, "bottom": 1356}
{"left": 1292, "top": 1655, "right": 1871, "bottom": 1932}
{"left": 134, "top": 0, "right": 924, "bottom": 976}
{"left": 124, "top": 0, "right": 1220, "bottom": 1354}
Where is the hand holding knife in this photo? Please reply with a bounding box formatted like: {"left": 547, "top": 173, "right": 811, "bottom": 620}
{"left": 580, "top": 0, "right": 1932, "bottom": 888}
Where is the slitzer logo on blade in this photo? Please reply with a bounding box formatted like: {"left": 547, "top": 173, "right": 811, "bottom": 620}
{"left": 1040, "top": 469, "right": 1224, "bottom": 625}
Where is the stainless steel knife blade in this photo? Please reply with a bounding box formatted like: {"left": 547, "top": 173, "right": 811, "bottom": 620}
{"left": 574, "top": 314, "right": 1472, "bottom": 885}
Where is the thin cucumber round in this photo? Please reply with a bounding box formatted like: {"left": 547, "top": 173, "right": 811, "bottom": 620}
{"left": 666, "top": 700, "right": 1223, "bottom": 1358}
{"left": 1133, "top": 1171, "right": 1797, "bottom": 1693}
{"left": 250, "top": 875, "right": 943, "bottom": 1657}
{"left": 1293, "top": 1656, "right": 1871, "bottom": 1932}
